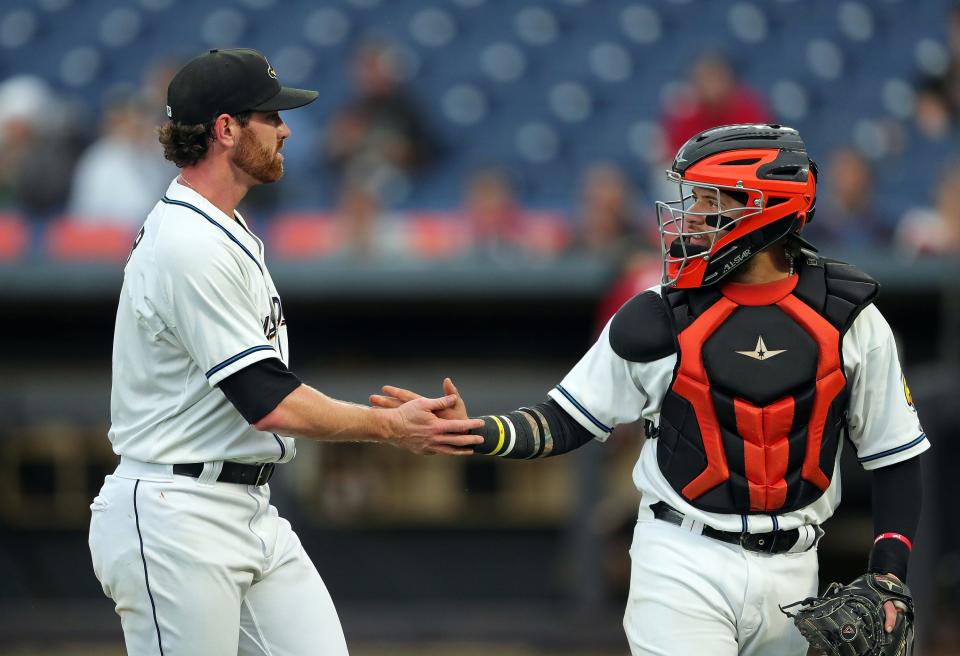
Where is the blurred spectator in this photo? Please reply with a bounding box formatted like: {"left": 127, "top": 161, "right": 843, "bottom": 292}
{"left": 66, "top": 91, "right": 175, "bottom": 226}
{"left": 877, "top": 80, "right": 959, "bottom": 216}
{"left": 460, "top": 168, "right": 528, "bottom": 259}
{"left": 334, "top": 181, "right": 412, "bottom": 258}
{"left": 585, "top": 167, "right": 661, "bottom": 328}
{"left": 914, "top": 79, "right": 954, "bottom": 142}
{"left": 895, "top": 164, "right": 960, "bottom": 257}
{"left": 140, "top": 55, "right": 183, "bottom": 121}
{"left": 570, "top": 163, "right": 640, "bottom": 262}
{"left": 928, "top": 6, "right": 960, "bottom": 118}
{"left": 804, "top": 147, "right": 893, "bottom": 248}
{"left": 594, "top": 252, "right": 661, "bottom": 331}
{"left": 338, "top": 182, "right": 379, "bottom": 256}
{"left": 325, "top": 39, "right": 439, "bottom": 208}
{"left": 0, "top": 75, "right": 86, "bottom": 218}
{"left": 663, "top": 51, "right": 771, "bottom": 155}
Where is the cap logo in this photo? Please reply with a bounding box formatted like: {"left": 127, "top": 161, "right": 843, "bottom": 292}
{"left": 165, "top": 105, "right": 172, "bottom": 118}
{"left": 265, "top": 57, "right": 278, "bottom": 79}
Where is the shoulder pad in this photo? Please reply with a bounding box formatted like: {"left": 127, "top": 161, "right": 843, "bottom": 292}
{"left": 609, "top": 290, "right": 677, "bottom": 362}
{"left": 824, "top": 259, "right": 879, "bottom": 332}
{"left": 794, "top": 255, "right": 879, "bottom": 333}
{"left": 823, "top": 259, "right": 880, "bottom": 303}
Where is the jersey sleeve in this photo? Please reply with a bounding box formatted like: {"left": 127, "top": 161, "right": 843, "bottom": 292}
{"left": 547, "top": 320, "right": 649, "bottom": 441}
{"left": 844, "top": 304, "right": 929, "bottom": 470}
{"left": 155, "top": 235, "right": 278, "bottom": 387}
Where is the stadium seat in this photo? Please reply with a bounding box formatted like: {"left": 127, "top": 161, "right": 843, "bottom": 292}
{"left": 267, "top": 212, "right": 343, "bottom": 259}
{"left": 0, "top": 213, "right": 29, "bottom": 260}
{"left": 2, "top": 0, "right": 951, "bottom": 218}
{"left": 44, "top": 219, "right": 136, "bottom": 262}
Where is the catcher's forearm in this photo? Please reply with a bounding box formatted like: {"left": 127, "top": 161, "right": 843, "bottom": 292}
{"left": 869, "top": 455, "right": 922, "bottom": 581}
{"left": 472, "top": 399, "right": 594, "bottom": 458}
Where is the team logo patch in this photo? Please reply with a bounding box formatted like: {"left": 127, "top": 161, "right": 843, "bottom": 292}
{"left": 840, "top": 624, "right": 858, "bottom": 641}
{"left": 265, "top": 58, "right": 278, "bottom": 79}
{"left": 735, "top": 335, "right": 786, "bottom": 361}
{"left": 902, "top": 375, "right": 913, "bottom": 408}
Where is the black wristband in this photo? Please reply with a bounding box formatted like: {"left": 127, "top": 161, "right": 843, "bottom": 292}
{"left": 473, "top": 412, "right": 535, "bottom": 456}
{"left": 474, "top": 416, "right": 504, "bottom": 455}
{"left": 472, "top": 400, "right": 594, "bottom": 459}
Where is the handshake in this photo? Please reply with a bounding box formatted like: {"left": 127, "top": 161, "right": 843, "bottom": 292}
{"left": 367, "top": 377, "right": 489, "bottom": 457}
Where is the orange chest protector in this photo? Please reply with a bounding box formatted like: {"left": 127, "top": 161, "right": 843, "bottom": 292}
{"left": 609, "top": 255, "right": 878, "bottom": 515}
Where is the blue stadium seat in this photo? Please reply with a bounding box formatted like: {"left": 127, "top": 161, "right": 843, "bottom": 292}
{"left": 0, "top": 0, "right": 950, "bottom": 217}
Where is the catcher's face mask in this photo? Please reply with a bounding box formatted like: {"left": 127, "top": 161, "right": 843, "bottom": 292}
{"left": 655, "top": 171, "right": 762, "bottom": 287}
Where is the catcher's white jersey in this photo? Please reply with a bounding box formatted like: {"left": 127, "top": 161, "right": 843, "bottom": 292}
{"left": 549, "top": 286, "right": 928, "bottom": 533}
{"left": 108, "top": 178, "right": 295, "bottom": 465}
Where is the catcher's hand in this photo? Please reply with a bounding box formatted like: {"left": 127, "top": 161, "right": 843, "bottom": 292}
{"left": 780, "top": 573, "right": 914, "bottom": 655}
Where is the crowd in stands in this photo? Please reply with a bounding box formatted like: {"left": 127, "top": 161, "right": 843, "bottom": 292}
{"left": 1, "top": 15, "right": 960, "bottom": 266}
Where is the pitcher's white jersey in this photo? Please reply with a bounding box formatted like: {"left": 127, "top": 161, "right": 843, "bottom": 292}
{"left": 548, "top": 286, "right": 928, "bottom": 533}
{"left": 108, "top": 178, "right": 295, "bottom": 465}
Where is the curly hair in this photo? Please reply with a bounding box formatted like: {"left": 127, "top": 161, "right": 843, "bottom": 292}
{"left": 157, "top": 112, "right": 252, "bottom": 168}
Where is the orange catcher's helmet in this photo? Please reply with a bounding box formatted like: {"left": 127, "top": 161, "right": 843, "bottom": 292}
{"left": 655, "top": 124, "right": 818, "bottom": 288}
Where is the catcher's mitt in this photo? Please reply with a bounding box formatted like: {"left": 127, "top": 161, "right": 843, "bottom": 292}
{"left": 780, "top": 573, "right": 914, "bottom": 656}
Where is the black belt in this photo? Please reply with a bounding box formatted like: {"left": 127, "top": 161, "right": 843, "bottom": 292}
{"left": 651, "top": 501, "right": 802, "bottom": 554}
{"left": 173, "top": 462, "right": 276, "bottom": 486}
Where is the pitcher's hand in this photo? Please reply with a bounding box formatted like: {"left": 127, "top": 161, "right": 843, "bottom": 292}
{"left": 387, "top": 391, "right": 481, "bottom": 456}
{"left": 371, "top": 377, "right": 469, "bottom": 421}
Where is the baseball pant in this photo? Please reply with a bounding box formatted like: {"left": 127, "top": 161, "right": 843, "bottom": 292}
{"left": 623, "top": 513, "right": 819, "bottom": 656}
{"left": 88, "top": 459, "right": 348, "bottom": 656}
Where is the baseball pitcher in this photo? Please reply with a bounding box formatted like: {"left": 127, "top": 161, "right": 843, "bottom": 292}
{"left": 88, "top": 48, "right": 483, "bottom": 656}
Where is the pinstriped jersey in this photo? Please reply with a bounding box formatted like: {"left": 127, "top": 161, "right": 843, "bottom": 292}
{"left": 108, "top": 178, "right": 295, "bottom": 465}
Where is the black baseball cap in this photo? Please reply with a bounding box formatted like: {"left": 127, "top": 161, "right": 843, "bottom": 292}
{"left": 166, "top": 48, "right": 319, "bottom": 124}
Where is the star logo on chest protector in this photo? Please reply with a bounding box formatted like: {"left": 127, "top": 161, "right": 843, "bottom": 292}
{"left": 735, "top": 336, "right": 787, "bottom": 361}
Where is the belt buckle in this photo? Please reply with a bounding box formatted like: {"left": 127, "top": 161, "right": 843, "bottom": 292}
{"left": 254, "top": 463, "right": 274, "bottom": 486}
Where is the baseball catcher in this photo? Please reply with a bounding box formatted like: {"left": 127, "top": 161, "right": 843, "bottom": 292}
{"left": 781, "top": 572, "right": 914, "bottom": 655}
{"left": 372, "top": 124, "right": 929, "bottom": 655}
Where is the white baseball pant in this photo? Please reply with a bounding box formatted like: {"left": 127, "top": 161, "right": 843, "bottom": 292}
{"left": 88, "top": 459, "right": 349, "bottom": 656}
{"left": 623, "top": 513, "right": 820, "bottom": 656}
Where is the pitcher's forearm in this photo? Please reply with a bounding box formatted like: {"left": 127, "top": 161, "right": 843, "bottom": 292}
{"left": 255, "top": 384, "right": 396, "bottom": 442}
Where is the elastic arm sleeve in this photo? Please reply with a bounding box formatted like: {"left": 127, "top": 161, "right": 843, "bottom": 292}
{"left": 868, "top": 455, "right": 922, "bottom": 582}
{"left": 471, "top": 399, "right": 595, "bottom": 458}
{"left": 217, "top": 358, "right": 302, "bottom": 425}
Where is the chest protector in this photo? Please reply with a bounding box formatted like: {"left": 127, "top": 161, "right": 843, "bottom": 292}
{"left": 610, "top": 254, "right": 878, "bottom": 515}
